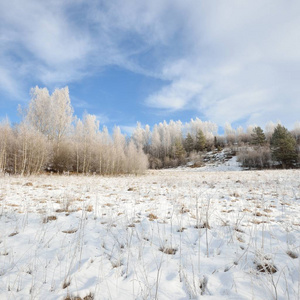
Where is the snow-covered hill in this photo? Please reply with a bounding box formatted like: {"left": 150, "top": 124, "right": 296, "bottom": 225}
{"left": 181, "top": 150, "right": 242, "bottom": 172}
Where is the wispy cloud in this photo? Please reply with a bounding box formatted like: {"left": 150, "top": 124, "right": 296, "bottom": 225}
{"left": 0, "top": 0, "right": 93, "bottom": 96}
{"left": 120, "top": 125, "right": 136, "bottom": 136}
{"left": 1, "top": 0, "right": 300, "bottom": 127}
{"left": 95, "top": 113, "right": 110, "bottom": 126}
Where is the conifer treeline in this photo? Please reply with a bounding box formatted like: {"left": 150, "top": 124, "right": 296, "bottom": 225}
{"left": 0, "top": 86, "right": 299, "bottom": 174}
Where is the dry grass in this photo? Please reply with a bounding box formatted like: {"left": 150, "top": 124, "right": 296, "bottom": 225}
{"left": 159, "top": 247, "right": 177, "bottom": 255}
{"left": 251, "top": 220, "right": 268, "bottom": 224}
{"left": 236, "top": 235, "right": 245, "bottom": 243}
{"left": 56, "top": 209, "right": 67, "bottom": 213}
{"left": 256, "top": 262, "right": 277, "bottom": 274}
{"left": 194, "top": 222, "right": 210, "bottom": 229}
{"left": 8, "top": 232, "right": 18, "bottom": 237}
{"left": 43, "top": 215, "right": 57, "bottom": 223}
{"left": 148, "top": 213, "right": 158, "bottom": 221}
{"left": 180, "top": 206, "right": 190, "bottom": 213}
{"left": 0, "top": 170, "right": 299, "bottom": 299}
{"left": 62, "top": 280, "right": 71, "bottom": 289}
{"left": 86, "top": 205, "right": 93, "bottom": 212}
{"left": 177, "top": 227, "right": 186, "bottom": 232}
{"left": 64, "top": 293, "right": 94, "bottom": 300}
{"left": 6, "top": 203, "right": 19, "bottom": 207}
{"left": 286, "top": 250, "right": 298, "bottom": 259}
{"left": 62, "top": 229, "right": 78, "bottom": 234}
{"left": 254, "top": 212, "right": 263, "bottom": 217}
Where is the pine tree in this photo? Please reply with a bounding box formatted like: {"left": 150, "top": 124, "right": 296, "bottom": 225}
{"left": 174, "top": 138, "right": 185, "bottom": 159}
{"left": 195, "top": 129, "right": 206, "bottom": 152}
{"left": 270, "top": 124, "right": 297, "bottom": 168}
{"left": 251, "top": 127, "right": 266, "bottom": 146}
{"left": 184, "top": 133, "right": 194, "bottom": 153}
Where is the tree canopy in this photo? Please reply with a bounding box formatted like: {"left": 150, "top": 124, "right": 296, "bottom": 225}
{"left": 251, "top": 126, "right": 266, "bottom": 146}
{"left": 270, "top": 124, "right": 297, "bottom": 168}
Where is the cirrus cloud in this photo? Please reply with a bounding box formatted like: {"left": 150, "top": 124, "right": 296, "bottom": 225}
{"left": 0, "top": 0, "right": 299, "bottom": 128}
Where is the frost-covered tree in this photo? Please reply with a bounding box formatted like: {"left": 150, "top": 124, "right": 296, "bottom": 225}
{"left": 143, "top": 124, "right": 151, "bottom": 153}
{"left": 74, "top": 118, "right": 84, "bottom": 173}
{"left": 26, "top": 86, "right": 73, "bottom": 143}
{"left": 82, "top": 114, "right": 99, "bottom": 173}
{"left": 24, "top": 87, "right": 51, "bottom": 136}
{"left": 161, "top": 121, "right": 171, "bottom": 157}
{"left": 112, "top": 126, "right": 126, "bottom": 174}
{"left": 99, "top": 126, "right": 112, "bottom": 174}
{"left": 150, "top": 125, "right": 162, "bottom": 158}
{"left": 24, "top": 86, "right": 74, "bottom": 171}
{"left": 236, "top": 126, "right": 244, "bottom": 144}
{"left": 265, "top": 121, "right": 279, "bottom": 141}
{"left": 15, "top": 123, "right": 49, "bottom": 175}
{"left": 169, "top": 120, "right": 183, "bottom": 145}
{"left": 0, "top": 119, "right": 13, "bottom": 173}
{"left": 237, "top": 146, "right": 271, "bottom": 169}
{"left": 224, "top": 122, "right": 236, "bottom": 145}
{"left": 185, "top": 118, "right": 217, "bottom": 142}
{"left": 292, "top": 121, "right": 300, "bottom": 144}
{"left": 126, "top": 140, "right": 148, "bottom": 174}
{"left": 50, "top": 87, "right": 73, "bottom": 149}
{"left": 132, "top": 122, "right": 145, "bottom": 150}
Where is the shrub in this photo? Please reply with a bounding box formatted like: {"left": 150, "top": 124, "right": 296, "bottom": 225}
{"left": 237, "top": 146, "right": 271, "bottom": 169}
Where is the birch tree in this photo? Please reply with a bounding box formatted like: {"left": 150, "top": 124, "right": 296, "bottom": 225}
{"left": 0, "top": 119, "right": 13, "bottom": 173}
{"left": 25, "top": 86, "right": 74, "bottom": 171}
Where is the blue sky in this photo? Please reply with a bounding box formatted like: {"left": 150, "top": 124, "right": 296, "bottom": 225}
{"left": 1, "top": 0, "right": 300, "bottom": 134}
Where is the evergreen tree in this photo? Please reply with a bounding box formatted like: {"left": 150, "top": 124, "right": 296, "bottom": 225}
{"left": 184, "top": 133, "right": 194, "bottom": 153}
{"left": 214, "top": 136, "right": 221, "bottom": 150}
{"left": 174, "top": 138, "right": 185, "bottom": 159}
{"left": 270, "top": 124, "right": 297, "bottom": 168}
{"left": 195, "top": 129, "right": 206, "bottom": 152}
{"left": 251, "top": 126, "right": 266, "bottom": 146}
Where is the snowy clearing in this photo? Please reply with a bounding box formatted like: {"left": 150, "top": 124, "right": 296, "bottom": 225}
{"left": 0, "top": 169, "right": 299, "bottom": 299}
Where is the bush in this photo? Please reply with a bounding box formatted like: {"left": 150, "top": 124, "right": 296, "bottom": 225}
{"left": 237, "top": 146, "right": 271, "bottom": 169}
{"left": 187, "top": 151, "right": 203, "bottom": 167}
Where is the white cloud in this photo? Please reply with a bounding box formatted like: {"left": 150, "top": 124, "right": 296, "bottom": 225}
{"left": 146, "top": 79, "right": 203, "bottom": 110}
{"left": 95, "top": 113, "right": 110, "bottom": 125}
{"left": 0, "top": 0, "right": 93, "bottom": 97}
{"left": 139, "top": 0, "right": 300, "bottom": 127}
{"left": 1, "top": 0, "right": 300, "bottom": 127}
{"left": 120, "top": 125, "right": 136, "bottom": 136}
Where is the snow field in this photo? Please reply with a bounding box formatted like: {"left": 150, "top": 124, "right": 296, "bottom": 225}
{"left": 0, "top": 170, "right": 299, "bottom": 299}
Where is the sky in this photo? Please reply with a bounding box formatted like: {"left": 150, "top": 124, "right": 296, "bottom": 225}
{"left": 1, "top": 0, "right": 300, "bottom": 134}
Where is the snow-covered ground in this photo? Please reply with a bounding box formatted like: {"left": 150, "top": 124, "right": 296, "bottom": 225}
{"left": 0, "top": 169, "right": 299, "bottom": 299}
{"left": 179, "top": 155, "right": 242, "bottom": 172}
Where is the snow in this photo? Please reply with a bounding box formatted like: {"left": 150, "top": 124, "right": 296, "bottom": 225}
{"left": 0, "top": 169, "right": 299, "bottom": 299}
{"left": 179, "top": 156, "right": 243, "bottom": 172}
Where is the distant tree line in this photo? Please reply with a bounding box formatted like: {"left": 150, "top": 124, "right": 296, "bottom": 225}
{"left": 0, "top": 86, "right": 299, "bottom": 175}
{"left": 131, "top": 119, "right": 300, "bottom": 170}
{"left": 237, "top": 124, "right": 299, "bottom": 169}
{"left": 0, "top": 87, "right": 148, "bottom": 175}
